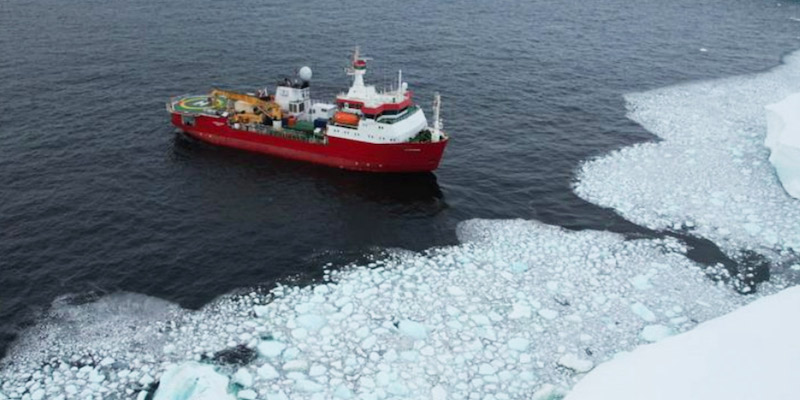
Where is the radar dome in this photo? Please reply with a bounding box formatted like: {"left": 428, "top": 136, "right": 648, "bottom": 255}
{"left": 298, "top": 66, "right": 312, "bottom": 82}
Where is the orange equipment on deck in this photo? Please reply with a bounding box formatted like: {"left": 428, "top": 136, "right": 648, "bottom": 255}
{"left": 333, "top": 111, "right": 359, "bottom": 126}
{"left": 211, "top": 89, "right": 283, "bottom": 120}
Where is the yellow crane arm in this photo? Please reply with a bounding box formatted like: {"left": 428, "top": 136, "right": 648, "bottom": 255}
{"left": 211, "top": 89, "right": 283, "bottom": 120}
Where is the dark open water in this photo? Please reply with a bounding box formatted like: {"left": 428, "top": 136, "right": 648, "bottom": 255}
{"left": 1, "top": 0, "right": 799, "bottom": 357}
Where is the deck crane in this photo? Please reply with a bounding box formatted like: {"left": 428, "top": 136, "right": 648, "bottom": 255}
{"left": 210, "top": 89, "right": 283, "bottom": 122}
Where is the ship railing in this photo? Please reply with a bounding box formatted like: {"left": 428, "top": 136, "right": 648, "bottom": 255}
{"left": 237, "top": 122, "right": 327, "bottom": 145}
{"left": 166, "top": 97, "right": 176, "bottom": 113}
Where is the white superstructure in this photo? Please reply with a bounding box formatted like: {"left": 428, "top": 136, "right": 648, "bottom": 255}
{"left": 326, "top": 110, "right": 428, "bottom": 144}
{"left": 324, "top": 47, "right": 442, "bottom": 144}
{"left": 264, "top": 48, "right": 445, "bottom": 145}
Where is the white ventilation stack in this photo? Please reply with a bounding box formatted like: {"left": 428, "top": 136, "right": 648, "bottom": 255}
{"left": 397, "top": 69, "right": 403, "bottom": 96}
{"left": 432, "top": 93, "right": 442, "bottom": 143}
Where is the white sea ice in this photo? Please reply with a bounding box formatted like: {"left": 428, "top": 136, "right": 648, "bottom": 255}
{"left": 153, "top": 362, "right": 235, "bottom": 400}
{"left": 232, "top": 368, "right": 253, "bottom": 388}
{"left": 557, "top": 354, "right": 594, "bottom": 373}
{"left": 478, "top": 363, "right": 497, "bottom": 375}
{"left": 253, "top": 305, "right": 269, "bottom": 318}
{"left": 508, "top": 337, "right": 530, "bottom": 352}
{"left": 575, "top": 51, "right": 800, "bottom": 261}
{"left": 1, "top": 220, "right": 767, "bottom": 399}
{"left": 630, "top": 302, "right": 657, "bottom": 322}
{"left": 257, "top": 363, "right": 279, "bottom": 380}
{"left": 431, "top": 385, "right": 447, "bottom": 400}
{"left": 282, "top": 359, "right": 308, "bottom": 372}
{"left": 765, "top": 92, "right": 800, "bottom": 199}
{"left": 538, "top": 308, "right": 559, "bottom": 320}
{"left": 397, "top": 319, "right": 427, "bottom": 340}
{"left": 629, "top": 274, "right": 653, "bottom": 290}
{"left": 333, "top": 385, "right": 353, "bottom": 399}
{"left": 257, "top": 340, "right": 286, "bottom": 358}
{"left": 238, "top": 389, "right": 257, "bottom": 400}
{"left": 565, "top": 286, "right": 800, "bottom": 400}
{"left": 639, "top": 324, "right": 674, "bottom": 342}
{"left": 532, "top": 384, "right": 567, "bottom": 400}
{"left": 295, "top": 379, "right": 323, "bottom": 393}
{"left": 296, "top": 314, "right": 327, "bottom": 332}
{"left": 508, "top": 302, "right": 532, "bottom": 319}
{"left": 266, "top": 391, "right": 289, "bottom": 400}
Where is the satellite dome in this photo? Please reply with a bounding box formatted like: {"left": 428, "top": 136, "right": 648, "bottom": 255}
{"left": 298, "top": 66, "right": 312, "bottom": 82}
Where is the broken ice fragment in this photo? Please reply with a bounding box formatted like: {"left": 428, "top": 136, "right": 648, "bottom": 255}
{"left": 295, "top": 379, "right": 324, "bottom": 393}
{"left": 257, "top": 363, "right": 279, "bottom": 380}
{"left": 558, "top": 354, "right": 594, "bottom": 373}
{"left": 296, "top": 314, "right": 327, "bottom": 332}
{"left": 334, "top": 385, "right": 353, "bottom": 399}
{"left": 640, "top": 324, "right": 674, "bottom": 342}
{"left": 630, "top": 302, "right": 657, "bottom": 322}
{"left": 398, "top": 320, "right": 427, "bottom": 340}
{"left": 508, "top": 303, "right": 532, "bottom": 319}
{"left": 478, "top": 363, "right": 497, "bottom": 375}
{"left": 282, "top": 359, "right": 308, "bottom": 372}
{"left": 510, "top": 262, "right": 528, "bottom": 273}
{"left": 629, "top": 274, "right": 653, "bottom": 290}
{"left": 257, "top": 341, "right": 286, "bottom": 358}
{"left": 153, "top": 362, "right": 235, "bottom": 400}
{"left": 233, "top": 368, "right": 253, "bottom": 388}
{"left": 538, "top": 309, "right": 559, "bottom": 320}
{"left": 508, "top": 337, "right": 530, "bottom": 352}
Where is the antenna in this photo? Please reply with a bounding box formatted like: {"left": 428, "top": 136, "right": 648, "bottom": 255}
{"left": 382, "top": 66, "right": 388, "bottom": 93}
{"left": 345, "top": 45, "right": 369, "bottom": 92}
{"left": 345, "top": 45, "right": 371, "bottom": 76}
{"left": 351, "top": 46, "right": 372, "bottom": 63}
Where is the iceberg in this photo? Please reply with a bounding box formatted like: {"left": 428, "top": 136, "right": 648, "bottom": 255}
{"left": 565, "top": 286, "right": 800, "bottom": 400}
{"left": 575, "top": 51, "right": 800, "bottom": 261}
{"left": 153, "top": 362, "right": 235, "bottom": 400}
{"left": 765, "top": 92, "right": 800, "bottom": 199}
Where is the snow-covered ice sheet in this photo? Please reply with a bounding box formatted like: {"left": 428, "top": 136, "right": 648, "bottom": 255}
{"left": 564, "top": 285, "right": 800, "bottom": 400}
{"left": 765, "top": 92, "right": 800, "bottom": 199}
{"left": 0, "top": 220, "right": 764, "bottom": 399}
{"left": 575, "top": 51, "right": 800, "bottom": 262}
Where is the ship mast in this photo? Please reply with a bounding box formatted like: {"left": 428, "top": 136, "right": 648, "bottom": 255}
{"left": 346, "top": 46, "right": 369, "bottom": 96}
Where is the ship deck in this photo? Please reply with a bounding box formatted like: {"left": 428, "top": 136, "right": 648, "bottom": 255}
{"left": 168, "top": 94, "right": 228, "bottom": 115}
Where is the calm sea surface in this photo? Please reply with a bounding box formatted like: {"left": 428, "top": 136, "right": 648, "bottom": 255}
{"left": 1, "top": 0, "right": 799, "bottom": 356}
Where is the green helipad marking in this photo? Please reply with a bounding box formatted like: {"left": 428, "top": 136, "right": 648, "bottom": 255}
{"left": 173, "top": 95, "right": 228, "bottom": 113}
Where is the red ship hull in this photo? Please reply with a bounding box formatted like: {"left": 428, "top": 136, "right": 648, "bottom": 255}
{"left": 171, "top": 113, "right": 448, "bottom": 172}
